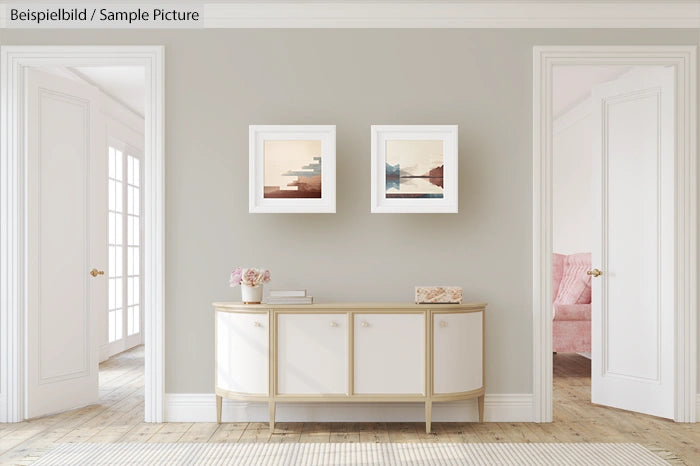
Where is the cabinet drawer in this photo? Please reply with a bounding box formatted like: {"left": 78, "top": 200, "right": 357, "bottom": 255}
{"left": 277, "top": 314, "right": 347, "bottom": 395}
{"left": 433, "top": 311, "right": 482, "bottom": 394}
{"left": 354, "top": 313, "right": 424, "bottom": 394}
{"left": 216, "top": 312, "right": 268, "bottom": 395}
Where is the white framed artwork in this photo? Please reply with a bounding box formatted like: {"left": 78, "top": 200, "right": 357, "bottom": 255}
{"left": 371, "top": 125, "right": 458, "bottom": 213}
{"left": 249, "top": 125, "right": 336, "bottom": 213}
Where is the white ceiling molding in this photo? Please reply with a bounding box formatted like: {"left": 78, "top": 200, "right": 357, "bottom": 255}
{"left": 552, "top": 98, "right": 591, "bottom": 136}
{"left": 68, "top": 67, "right": 145, "bottom": 118}
{"left": 1, "top": 2, "right": 699, "bottom": 29}
{"left": 202, "top": 2, "right": 700, "bottom": 29}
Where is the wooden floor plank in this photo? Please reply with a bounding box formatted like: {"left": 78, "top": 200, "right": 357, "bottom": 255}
{"left": 268, "top": 423, "right": 303, "bottom": 443}
{"left": 208, "top": 423, "right": 247, "bottom": 443}
{"left": 238, "top": 423, "right": 272, "bottom": 443}
{"left": 147, "top": 423, "right": 192, "bottom": 443}
{"left": 358, "top": 423, "right": 391, "bottom": 443}
{"left": 387, "top": 422, "right": 420, "bottom": 443}
{"left": 118, "top": 423, "right": 162, "bottom": 443}
{"left": 299, "top": 422, "right": 331, "bottom": 443}
{"left": 329, "top": 432, "right": 361, "bottom": 443}
{"left": 178, "top": 423, "right": 219, "bottom": 443}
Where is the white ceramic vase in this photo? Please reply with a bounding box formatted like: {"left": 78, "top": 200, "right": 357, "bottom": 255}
{"left": 241, "top": 284, "right": 263, "bottom": 304}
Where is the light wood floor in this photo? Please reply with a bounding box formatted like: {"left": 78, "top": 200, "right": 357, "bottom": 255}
{"left": 1, "top": 348, "right": 698, "bottom": 465}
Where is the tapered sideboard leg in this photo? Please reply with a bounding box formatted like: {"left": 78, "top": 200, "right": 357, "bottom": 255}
{"left": 478, "top": 395, "right": 484, "bottom": 422}
{"left": 269, "top": 401, "right": 276, "bottom": 432}
{"left": 216, "top": 395, "right": 222, "bottom": 423}
{"left": 425, "top": 400, "right": 432, "bottom": 434}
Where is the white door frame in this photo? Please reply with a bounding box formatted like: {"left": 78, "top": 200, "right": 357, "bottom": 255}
{"left": 0, "top": 46, "right": 165, "bottom": 423}
{"left": 532, "top": 46, "right": 697, "bottom": 422}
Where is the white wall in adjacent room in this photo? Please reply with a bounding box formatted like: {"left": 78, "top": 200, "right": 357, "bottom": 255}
{"left": 553, "top": 101, "right": 593, "bottom": 256}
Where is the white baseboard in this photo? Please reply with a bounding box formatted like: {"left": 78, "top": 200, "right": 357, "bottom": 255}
{"left": 165, "top": 393, "right": 533, "bottom": 423}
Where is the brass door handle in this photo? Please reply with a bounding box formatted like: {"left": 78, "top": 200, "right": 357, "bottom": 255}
{"left": 587, "top": 268, "right": 603, "bottom": 277}
{"left": 90, "top": 268, "right": 105, "bottom": 277}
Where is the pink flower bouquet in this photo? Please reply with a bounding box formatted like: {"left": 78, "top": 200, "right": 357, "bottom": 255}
{"left": 229, "top": 267, "right": 271, "bottom": 288}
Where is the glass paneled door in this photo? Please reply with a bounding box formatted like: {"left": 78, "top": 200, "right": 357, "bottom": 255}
{"left": 107, "top": 141, "right": 143, "bottom": 357}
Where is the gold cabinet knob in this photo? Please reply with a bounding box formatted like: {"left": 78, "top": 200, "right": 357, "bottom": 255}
{"left": 253, "top": 321, "right": 261, "bottom": 327}
{"left": 361, "top": 321, "right": 369, "bottom": 328}
{"left": 330, "top": 321, "right": 338, "bottom": 327}
{"left": 587, "top": 268, "right": 603, "bottom": 277}
{"left": 90, "top": 268, "right": 104, "bottom": 277}
{"left": 440, "top": 321, "right": 448, "bottom": 328}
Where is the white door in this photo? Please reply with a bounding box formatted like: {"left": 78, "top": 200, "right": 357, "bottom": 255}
{"left": 26, "top": 69, "right": 104, "bottom": 418}
{"left": 433, "top": 312, "right": 482, "bottom": 394}
{"left": 277, "top": 314, "right": 346, "bottom": 394}
{"left": 590, "top": 66, "right": 674, "bottom": 419}
{"left": 354, "top": 313, "right": 424, "bottom": 394}
{"left": 216, "top": 312, "right": 268, "bottom": 395}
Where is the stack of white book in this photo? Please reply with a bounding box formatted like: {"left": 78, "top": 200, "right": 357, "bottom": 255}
{"left": 265, "top": 290, "right": 314, "bottom": 304}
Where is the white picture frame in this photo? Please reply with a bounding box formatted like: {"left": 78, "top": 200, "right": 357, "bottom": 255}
{"left": 249, "top": 125, "right": 336, "bottom": 213}
{"left": 371, "top": 125, "right": 458, "bottom": 213}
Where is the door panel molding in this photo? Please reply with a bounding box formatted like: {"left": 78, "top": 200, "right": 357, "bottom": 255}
{"left": 0, "top": 46, "right": 165, "bottom": 423}
{"left": 35, "top": 87, "right": 90, "bottom": 384}
{"left": 532, "top": 46, "right": 697, "bottom": 422}
{"left": 601, "top": 86, "right": 663, "bottom": 384}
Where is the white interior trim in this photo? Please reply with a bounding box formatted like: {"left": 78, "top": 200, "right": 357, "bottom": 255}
{"left": 202, "top": 2, "right": 700, "bottom": 29}
{"left": 67, "top": 67, "right": 145, "bottom": 120}
{"left": 0, "top": 45, "right": 165, "bottom": 423}
{"left": 165, "top": 393, "right": 533, "bottom": 423}
{"left": 28, "top": 66, "right": 145, "bottom": 122}
{"left": 532, "top": 46, "right": 697, "bottom": 423}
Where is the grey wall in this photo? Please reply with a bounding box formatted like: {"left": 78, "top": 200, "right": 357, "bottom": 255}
{"left": 2, "top": 29, "right": 698, "bottom": 395}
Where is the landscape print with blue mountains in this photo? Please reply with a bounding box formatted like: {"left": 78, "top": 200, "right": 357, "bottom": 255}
{"left": 385, "top": 139, "right": 444, "bottom": 198}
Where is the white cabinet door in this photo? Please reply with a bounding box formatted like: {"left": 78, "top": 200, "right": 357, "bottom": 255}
{"left": 216, "top": 312, "right": 268, "bottom": 394}
{"left": 278, "top": 314, "right": 347, "bottom": 394}
{"left": 354, "top": 313, "right": 424, "bottom": 394}
{"left": 433, "top": 312, "right": 483, "bottom": 394}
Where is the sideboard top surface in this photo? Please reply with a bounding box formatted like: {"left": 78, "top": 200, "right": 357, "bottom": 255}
{"left": 213, "top": 302, "right": 487, "bottom": 312}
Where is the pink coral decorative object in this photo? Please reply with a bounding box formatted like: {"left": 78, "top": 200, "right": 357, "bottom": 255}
{"left": 415, "top": 286, "right": 463, "bottom": 304}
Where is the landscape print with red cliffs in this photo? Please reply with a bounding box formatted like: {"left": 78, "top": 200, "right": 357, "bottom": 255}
{"left": 385, "top": 139, "right": 444, "bottom": 199}
{"left": 264, "top": 140, "right": 322, "bottom": 198}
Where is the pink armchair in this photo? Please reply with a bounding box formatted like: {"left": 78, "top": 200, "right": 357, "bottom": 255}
{"left": 552, "top": 253, "right": 592, "bottom": 353}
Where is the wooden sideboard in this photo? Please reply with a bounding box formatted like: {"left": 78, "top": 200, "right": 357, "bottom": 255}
{"left": 213, "top": 302, "right": 486, "bottom": 433}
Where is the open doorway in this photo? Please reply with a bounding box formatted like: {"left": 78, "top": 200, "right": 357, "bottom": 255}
{"left": 551, "top": 65, "right": 632, "bottom": 414}
{"left": 24, "top": 65, "right": 145, "bottom": 419}
{"left": 552, "top": 63, "right": 681, "bottom": 419}
{"left": 532, "top": 46, "right": 697, "bottom": 423}
{"left": 552, "top": 63, "right": 677, "bottom": 418}
{"left": 0, "top": 46, "right": 164, "bottom": 424}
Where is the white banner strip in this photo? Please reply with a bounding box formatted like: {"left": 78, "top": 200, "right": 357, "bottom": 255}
{"left": 4, "top": 4, "right": 203, "bottom": 28}
{"left": 1, "top": 2, "right": 699, "bottom": 29}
